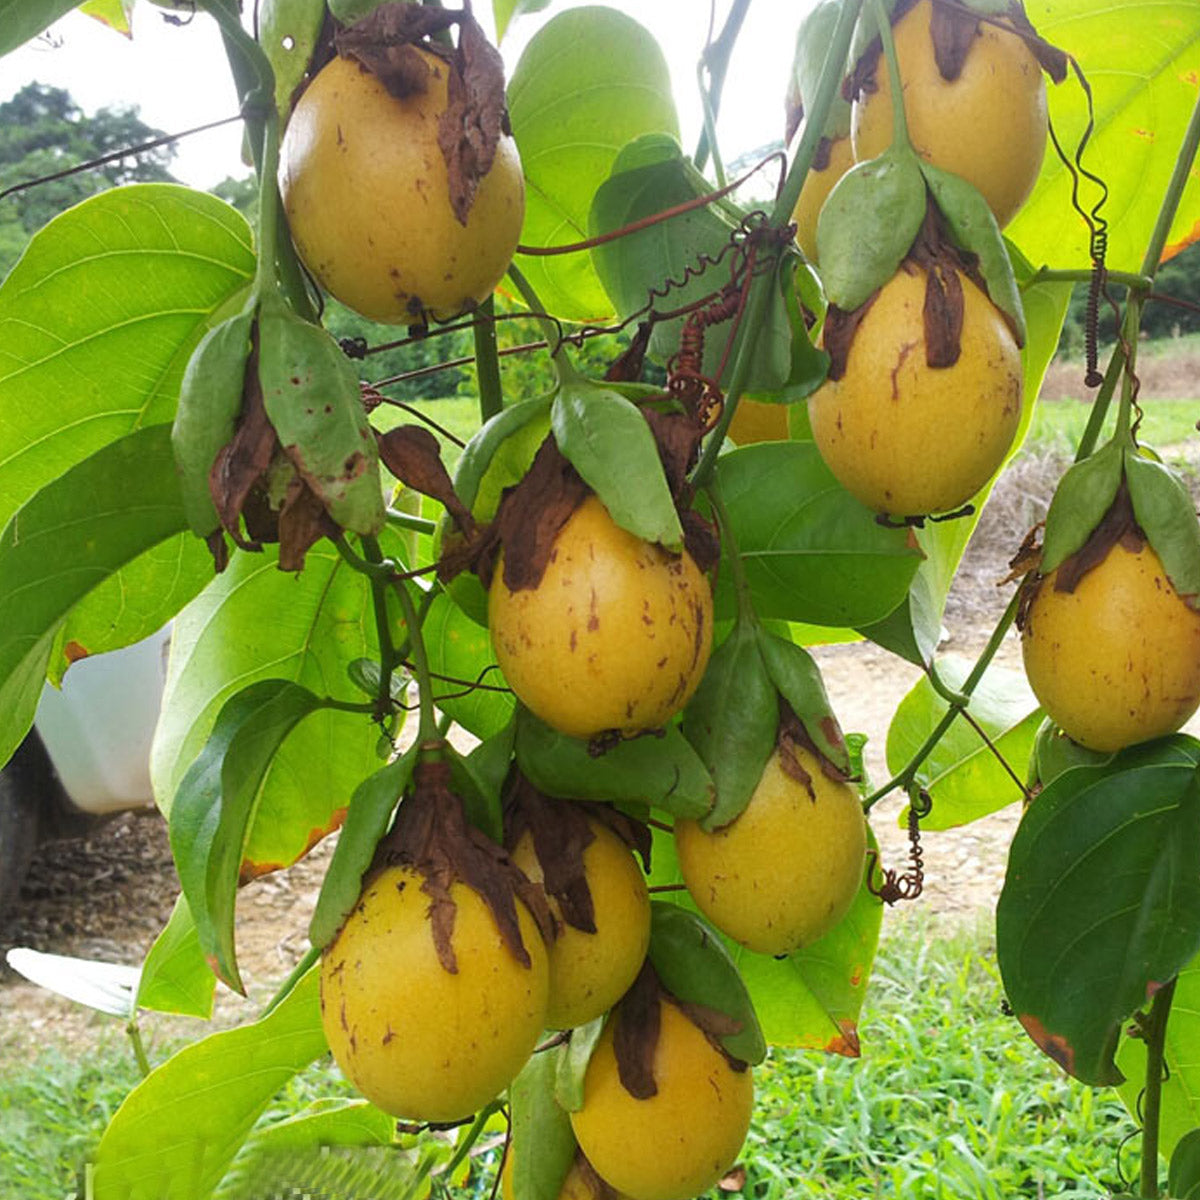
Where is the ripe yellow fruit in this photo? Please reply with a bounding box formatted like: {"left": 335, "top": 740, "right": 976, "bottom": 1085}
{"left": 1022, "top": 540, "right": 1200, "bottom": 753}
{"left": 792, "top": 133, "right": 855, "bottom": 263}
{"left": 320, "top": 865, "right": 549, "bottom": 1121}
{"left": 280, "top": 51, "right": 525, "bottom": 323}
{"left": 851, "top": 0, "right": 1047, "bottom": 229}
{"left": 808, "top": 263, "right": 1022, "bottom": 516}
{"left": 570, "top": 999, "right": 753, "bottom": 1200}
{"left": 501, "top": 1149, "right": 632, "bottom": 1200}
{"left": 727, "top": 397, "right": 790, "bottom": 445}
{"left": 511, "top": 818, "right": 651, "bottom": 1029}
{"left": 674, "top": 745, "right": 866, "bottom": 955}
{"left": 489, "top": 496, "right": 713, "bottom": 740}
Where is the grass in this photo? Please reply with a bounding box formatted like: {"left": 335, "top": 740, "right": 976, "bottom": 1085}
{"left": 1024, "top": 395, "right": 1198, "bottom": 461}
{"left": 0, "top": 917, "right": 1138, "bottom": 1200}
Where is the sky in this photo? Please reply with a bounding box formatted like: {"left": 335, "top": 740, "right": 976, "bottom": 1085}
{"left": 2, "top": 1, "right": 808, "bottom": 190}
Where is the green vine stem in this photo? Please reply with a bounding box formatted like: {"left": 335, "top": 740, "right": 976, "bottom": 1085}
{"left": 505, "top": 263, "right": 579, "bottom": 386}
{"left": 386, "top": 508, "right": 439, "bottom": 536}
{"left": 692, "top": 0, "right": 863, "bottom": 486}
{"left": 438, "top": 1101, "right": 503, "bottom": 1184}
{"left": 1140, "top": 978, "right": 1178, "bottom": 1198}
{"left": 1024, "top": 268, "right": 1153, "bottom": 292}
{"left": 393, "top": 576, "right": 439, "bottom": 743}
{"left": 1073, "top": 335, "right": 1127, "bottom": 463}
{"left": 871, "top": 0, "right": 912, "bottom": 152}
{"left": 474, "top": 296, "right": 505, "bottom": 421}
{"left": 863, "top": 590, "right": 1021, "bottom": 812}
{"left": 262, "top": 946, "right": 321, "bottom": 1017}
{"left": 693, "top": 0, "right": 752, "bottom": 177}
{"left": 125, "top": 1019, "right": 151, "bottom": 1079}
{"left": 361, "top": 534, "right": 403, "bottom": 721}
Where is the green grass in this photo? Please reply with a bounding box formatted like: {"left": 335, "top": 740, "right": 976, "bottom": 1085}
{"left": 0, "top": 918, "right": 1138, "bottom": 1200}
{"left": 1024, "top": 396, "right": 1198, "bottom": 461}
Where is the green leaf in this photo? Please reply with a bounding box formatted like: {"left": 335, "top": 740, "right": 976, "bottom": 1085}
{"left": 1125, "top": 449, "right": 1200, "bottom": 601}
{"left": 0, "top": 425, "right": 192, "bottom": 769}
{"left": 261, "top": 0, "right": 325, "bottom": 119}
{"left": 509, "top": 1051, "right": 576, "bottom": 1200}
{"left": 554, "top": 1015, "right": 605, "bottom": 1112}
{"left": 681, "top": 622, "right": 776, "bottom": 831}
{"left": 46, "top": 534, "right": 214, "bottom": 687}
{"left": 152, "top": 542, "right": 388, "bottom": 878}
{"left": 715, "top": 442, "right": 922, "bottom": 628}
{"left": 508, "top": 6, "right": 678, "bottom": 320}
{"left": 817, "top": 145, "right": 927, "bottom": 310}
{"left": 309, "top": 745, "right": 417, "bottom": 951}
{"left": 1032, "top": 718, "right": 1114, "bottom": 789}
{"left": 495, "top": 0, "right": 552, "bottom": 41}
{"left": 885, "top": 655, "right": 1041, "bottom": 831}
{"left": 172, "top": 307, "right": 254, "bottom": 538}
{"left": 757, "top": 629, "right": 850, "bottom": 773}
{"left": 1009, "top": 5, "right": 1200, "bottom": 272}
{"left": 1116, "top": 940, "right": 1200, "bottom": 1164}
{"left": 136, "top": 894, "right": 216, "bottom": 1019}
{"left": 1040, "top": 439, "right": 1124, "bottom": 574}
{"left": 0, "top": 185, "right": 254, "bottom": 532}
{"left": 456, "top": 721, "right": 517, "bottom": 844}
{"left": 92, "top": 966, "right": 327, "bottom": 1200}
{"left": 920, "top": 160, "right": 1025, "bottom": 345}
{"left": 257, "top": 296, "right": 384, "bottom": 536}
{"left": 514, "top": 706, "right": 714, "bottom": 820}
{"left": 79, "top": 0, "right": 131, "bottom": 34}
{"left": 551, "top": 380, "right": 682, "bottom": 549}
{"left": 997, "top": 743, "right": 1200, "bottom": 1086}
{"left": 647, "top": 902, "right": 766, "bottom": 1065}
{"left": 170, "top": 679, "right": 323, "bottom": 991}
{"left": 788, "top": 1, "right": 853, "bottom": 140}
{"left": 0, "top": 0, "right": 80, "bottom": 56}
{"left": 422, "top": 589, "right": 515, "bottom": 739}
{"left": 648, "top": 824, "right": 882, "bottom": 1053}
{"left": 1170, "top": 1129, "right": 1200, "bottom": 1200}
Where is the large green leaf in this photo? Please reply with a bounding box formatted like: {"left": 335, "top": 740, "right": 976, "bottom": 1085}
{"left": 885, "top": 655, "right": 1042, "bottom": 831}
{"left": 0, "top": 0, "right": 80, "bottom": 56}
{"left": 91, "top": 967, "right": 327, "bottom": 1200}
{"left": 997, "top": 740, "right": 1200, "bottom": 1086}
{"left": 48, "top": 534, "right": 214, "bottom": 686}
{"left": 648, "top": 825, "right": 882, "bottom": 1054}
{"left": 714, "top": 442, "right": 922, "bottom": 628}
{"left": 509, "top": 1051, "right": 576, "bottom": 1200}
{"left": 1117, "top": 949, "right": 1200, "bottom": 1164}
{"left": 151, "top": 542, "right": 388, "bottom": 877}
{"left": 0, "top": 424, "right": 191, "bottom": 768}
{"left": 170, "top": 680, "right": 324, "bottom": 992}
{"left": 422, "top": 589, "right": 515, "bottom": 739}
{"left": 1011, "top": 3, "right": 1200, "bottom": 270}
{"left": 507, "top": 6, "right": 678, "bottom": 320}
{"left": 0, "top": 184, "right": 254, "bottom": 531}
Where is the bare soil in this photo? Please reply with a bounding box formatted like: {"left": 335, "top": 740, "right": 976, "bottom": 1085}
{"left": 2, "top": 428, "right": 1197, "bottom": 1051}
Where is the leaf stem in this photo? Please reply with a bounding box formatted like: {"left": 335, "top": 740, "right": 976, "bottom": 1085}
{"left": 1023, "top": 268, "right": 1153, "bottom": 291}
{"left": 393, "top": 577, "right": 439, "bottom": 742}
{"left": 1140, "top": 978, "right": 1177, "bottom": 1198}
{"left": 125, "top": 1019, "right": 151, "bottom": 1078}
{"left": 385, "top": 508, "right": 439, "bottom": 536}
{"left": 474, "top": 297, "right": 505, "bottom": 421}
{"left": 505, "top": 263, "right": 578, "bottom": 385}
{"left": 863, "top": 590, "right": 1021, "bottom": 811}
{"left": 871, "top": 0, "right": 910, "bottom": 151}
{"left": 439, "top": 1102, "right": 502, "bottom": 1182}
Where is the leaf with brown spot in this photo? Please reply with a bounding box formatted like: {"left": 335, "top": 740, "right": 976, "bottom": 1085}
{"left": 438, "top": 14, "right": 509, "bottom": 225}
{"left": 929, "top": 2, "right": 979, "bottom": 80}
{"left": 1053, "top": 479, "right": 1143, "bottom": 595}
{"left": 277, "top": 476, "right": 339, "bottom": 572}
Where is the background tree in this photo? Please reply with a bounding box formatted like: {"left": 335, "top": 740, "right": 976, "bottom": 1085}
{"left": 0, "top": 82, "right": 178, "bottom": 277}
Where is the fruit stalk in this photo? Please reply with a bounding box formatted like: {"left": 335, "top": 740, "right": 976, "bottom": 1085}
{"left": 1140, "top": 978, "right": 1177, "bottom": 1199}
{"left": 393, "top": 573, "right": 439, "bottom": 743}
{"left": 870, "top": 0, "right": 912, "bottom": 151}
